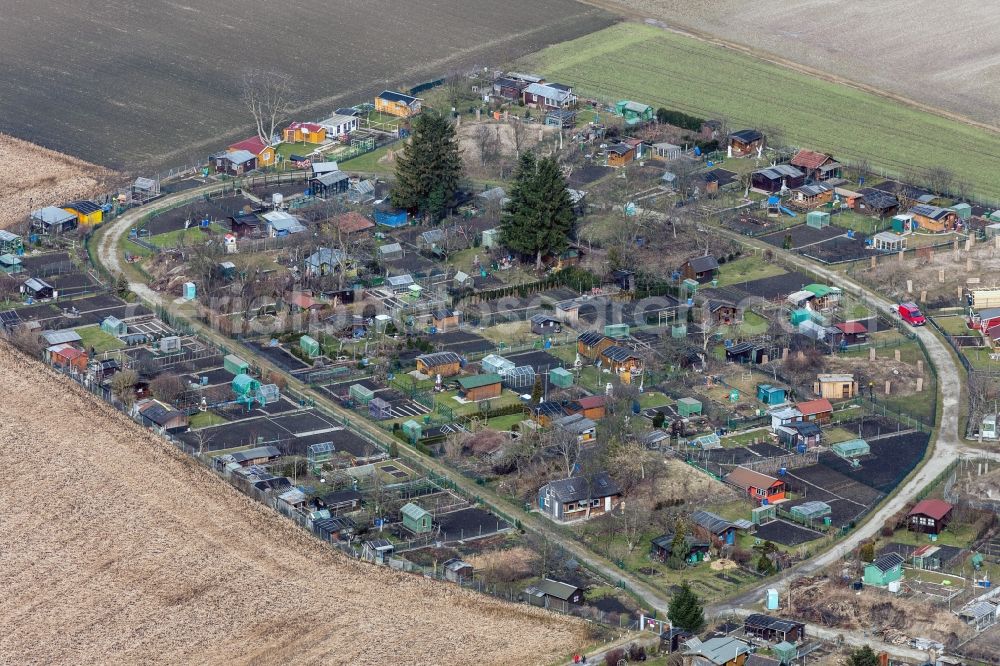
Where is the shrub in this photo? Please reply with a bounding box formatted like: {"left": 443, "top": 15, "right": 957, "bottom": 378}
{"left": 603, "top": 648, "right": 625, "bottom": 666}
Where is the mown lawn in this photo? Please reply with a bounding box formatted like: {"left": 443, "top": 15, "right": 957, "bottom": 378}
{"left": 522, "top": 22, "right": 1000, "bottom": 202}
{"left": 715, "top": 256, "right": 786, "bottom": 287}
{"left": 147, "top": 223, "right": 226, "bottom": 248}
{"left": 74, "top": 325, "right": 125, "bottom": 353}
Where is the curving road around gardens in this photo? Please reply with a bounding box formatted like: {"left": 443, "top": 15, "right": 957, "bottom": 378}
{"left": 95, "top": 189, "right": 977, "bottom": 661}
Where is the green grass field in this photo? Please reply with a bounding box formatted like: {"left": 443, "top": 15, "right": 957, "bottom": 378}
{"left": 147, "top": 223, "right": 226, "bottom": 248}
{"left": 74, "top": 325, "right": 125, "bottom": 353}
{"left": 523, "top": 23, "right": 1000, "bottom": 202}
{"left": 715, "top": 255, "right": 786, "bottom": 287}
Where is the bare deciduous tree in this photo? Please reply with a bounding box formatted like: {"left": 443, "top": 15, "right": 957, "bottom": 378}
{"left": 240, "top": 69, "right": 294, "bottom": 146}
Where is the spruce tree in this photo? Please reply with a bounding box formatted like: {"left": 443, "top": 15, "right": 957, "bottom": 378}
{"left": 500, "top": 151, "right": 576, "bottom": 269}
{"left": 667, "top": 582, "right": 705, "bottom": 633}
{"left": 391, "top": 112, "right": 462, "bottom": 220}
{"left": 530, "top": 374, "right": 544, "bottom": 406}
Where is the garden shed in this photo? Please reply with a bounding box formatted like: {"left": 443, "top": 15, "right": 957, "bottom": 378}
{"left": 790, "top": 501, "right": 832, "bottom": 522}
{"left": 690, "top": 433, "right": 722, "bottom": 450}
{"left": 369, "top": 397, "right": 392, "bottom": 420}
{"left": 756, "top": 384, "right": 786, "bottom": 405}
{"left": 677, "top": 397, "right": 702, "bottom": 417}
{"left": 458, "top": 374, "right": 503, "bottom": 401}
{"left": 832, "top": 438, "right": 870, "bottom": 459}
{"left": 503, "top": 365, "right": 536, "bottom": 390}
{"left": 863, "top": 552, "right": 904, "bottom": 586}
{"left": 401, "top": 502, "right": 432, "bottom": 534}
{"left": 401, "top": 419, "right": 422, "bottom": 443}
{"left": 550, "top": 367, "right": 574, "bottom": 388}
{"left": 232, "top": 374, "right": 261, "bottom": 398}
{"left": 101, "top": 316, "right": 127, "bottom": 336}
{"left": 481, "top": 353, "right": 515, "bottom": 376}
{"left": 223, "top": 354, "right": 250, "bottom": 376}
{"left": 349, "top": 384, "right": 375, "bottom": 405}
{"left": 873, "top": 231, "right": 907, "bottom": 252}
{"left": 806, "top": 211, "right": 830, "bottom": 229}
{"left": 300, "top": 335, "right": 321, "bottom": 358}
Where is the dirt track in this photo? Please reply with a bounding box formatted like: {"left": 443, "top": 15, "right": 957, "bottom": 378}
{"left": 0, "top": 343, "right": 585, "bottom": 665}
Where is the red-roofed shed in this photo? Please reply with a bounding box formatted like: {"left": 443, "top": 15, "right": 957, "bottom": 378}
{"left": 835, "top": 320, "right": 868, "bottom": 344}
{"left": 567, "top": 395, "right": 607, "bottom": 420}
{"left": 908, "top": 499, "right": 953, "bottom": 534}
{"left": 796, "top": 398, "right": 833, "bottom": 423}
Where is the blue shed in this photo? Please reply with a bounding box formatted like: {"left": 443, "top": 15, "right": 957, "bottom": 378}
{"left": 756, "top": 384, "right": 787, "bottom": 406}
{"left": 375, "top": 207, "right": 408, "bottom": 228}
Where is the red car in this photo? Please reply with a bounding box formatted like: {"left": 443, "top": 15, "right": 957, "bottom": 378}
{"left": 899, "top": 302, "right": 926, "bottom": 326}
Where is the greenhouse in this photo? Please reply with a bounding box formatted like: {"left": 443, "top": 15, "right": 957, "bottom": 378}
{"left": 232, "top": 374, "right": 261, "bottom": 397}
{"left": 349, "top": 383, "right": 375, "bottom": 405}
{"left": 258, "top": 383, "right": 280, "bottom": 405}
{"left": 677, "top": 397, "right": 702, "bottom": 417}
{"left": 832, "top": 438, "right": 870, "bottom": 459}
{"left": 369, "top": 397, "right": 392, "bottom": 420}
{"left": 790, "top": 501, "right": 832, "bottom": 521}
{"left": 502, "top": 365, "right": 535, "bottom": 389}
{"left": 300, "top": 335, "right": 321, "bottom": 358}
{"left": 402, "top": 419, "right": 422, "bottom": 443}
{"left": 307, "top": 441, "right": 335, "bottom": 464}
{"left": 689, "top": 433, "right": 722, "bottom": 450}
{"left": 481, "top": 353, "right": 515, "bottom": 376}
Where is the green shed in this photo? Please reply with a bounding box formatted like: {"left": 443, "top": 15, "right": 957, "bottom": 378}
{"left": 790, "top": 309, "right": 811, "bottom": 326}
{"left": 756, "top": 384, "right": 786, "bottom": 405}
{"left": 349, "top": 383, "right": 375, "bottom": 405}
{"left": 803, "top": 284, "right": 832, "bottom": 298}
{"left": 773, "top": 642, "right": 797, "bottom": 664}
{"left": 677, "top": 397, "right": 702, "bottom": 417}
{"left": 952, "top": 203, "right": 972, "bottom": 220}
{"left": 832, "top": 438, "right": 870, "bottom": 458}
{"left": 549, "top": 367, "right": 574, "bottom": 388}
{"left": 224, "top": 354, "right": 250, "bottom": 376}
{"left": 300, "top": 335, "right": 321, "bottom": 358}
{"left": 615, "top": 100, "right": 654, "bottom": 124}
{"left": 864, "top": 553, "right": 904, "bottom": 586}
{"left": 401, "top": 502, "right": 432, "bottom": 533}
{"left": 232, "top": 373, "right": 261, "bottom": 397}
{"left": 671, "top": 324, "right": 687, "bottom": 338}
{"left": 402, "top": 419, "right": 422, "bottom": 443}
{"left": 806, "top": 211, "right": 830, "bottom": 229}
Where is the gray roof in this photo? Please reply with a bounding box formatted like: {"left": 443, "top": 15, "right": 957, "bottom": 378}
{"left": 306, "top": 247, "right": 347, "bottom": 268}
{"left": 543, "top": 472, "right": 619, "bottom": 503}
{"left": 523, "top": 82, "right": 575, "bottom": 104}
{"left": 478, "top": 186, "right": 507, "bottom": 201}
{"left": 0, "top": 230, "right": 20, "bottom": 242}
{"left": 755, "top": 164, "right": 803, "bottom": 180}
{"left": 869, "top": 552, "right": 905, "bottom": 573}
{"left": 262, "top": 211, "right": 305, "bottom": 233}
{"left": 31, "top": 206, "right": 76, "bottom": 225}
{"left": 386, "top": 273, "right": 414, "bottom": 288}
{"left": 686, "top": 255, "right": 719, "bottom": 273}
{"left": 691, "top": 510, "right": 734, "bottom": 535}
{"left": 24, "top": 277, "right": 54, "bottom": 293}
{"left": 909, "top": 204, "right": 953, "bottom": 220}
{"left": 379, "top": 242, "right": 403, "bottom": 255}
{"left": 224, "top": 149, "right": 256, "bottom": 164}
{"left": 553, "top": 413, "right": 597, "bottom": 434}
{"left": 230, "top": 445, "right": 281, "bottom": 464}
{"left": 311, "top": 161, "right": 340, "bottom": 174}
{"left": 401, "top": 502, "right": 430, "bottom": 521}
{"left": 351, "top": 179, "right": 375, "bottom": 195}
{"left": 419, "top": 229, "right": 445, "bottom": 244}
{"left": 364, "top": 538, "right": 394, "bottom": 550}
{"left": 416, "top": 351, "right": 462, "bottom": 367}
{"left": 41, "top": 329, "right": 82, "bottom": 345}
{"left": 530, "top": 313, "right": 560, "bottom": 325}
{"left": 315, "top": 170, "right": 348, "bottom": 186}
{"left": 527, "top": 578, "right": 579, "bottom": 600}
{"left": 684, "top": 637, "right": 752, "bottom": 664}
{"left": 960, "top": 601, "right": 998, "bottom": 621}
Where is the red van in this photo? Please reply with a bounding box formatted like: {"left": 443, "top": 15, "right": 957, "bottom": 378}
{"left": 898, "top": 302, "right": 926, "bottom": 326}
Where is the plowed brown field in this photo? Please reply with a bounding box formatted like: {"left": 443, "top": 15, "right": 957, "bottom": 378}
{"left": 0, "top": 343, "right": 585, "bottom": 665}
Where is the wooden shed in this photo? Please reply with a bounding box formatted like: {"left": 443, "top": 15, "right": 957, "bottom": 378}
{"left": 458, "top": 374, "right": 503, "bottom": 401}
{"left": 415, "top": 351, "right": 462, "bottom": 377}
{"left": 375, "top": 90, "right": 422, "bottom": 117}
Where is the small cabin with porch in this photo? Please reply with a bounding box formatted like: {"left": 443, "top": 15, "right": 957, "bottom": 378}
{"left": 538, "top": 472, "right": 621, "bottom": 522}
{"left": 789, "top": 149, "right": 841, "bottom": 181}
{"left": 375, "top": 90, "right": 422, "bottom": 117}
{"left": 908, "top": 499, "right": 953, "bottom": 535}
{"left": 728, "top": 129, "right": 764, "bottom": 157}
{"left": 725, "top": 467, "right": 786, "bottom": 504}
{"left": 577, "top": 331, "right": 614, "bottom": 359}
{"left": 530, "top": 313, "right": 562, "bottom": 335}
{"left": 681, "top": 254, "right": 719, "bottom": 283}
